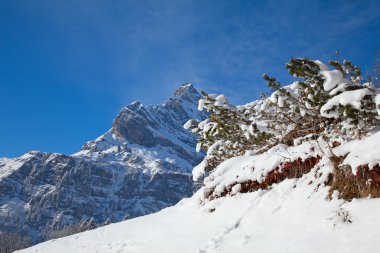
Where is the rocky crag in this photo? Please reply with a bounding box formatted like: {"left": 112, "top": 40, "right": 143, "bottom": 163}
{"left": 0, "top": 84, "right": 205, "bottom": 242}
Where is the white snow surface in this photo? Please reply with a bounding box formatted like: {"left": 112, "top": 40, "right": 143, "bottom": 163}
{"left": 376, "top": 94, "right": 380, "bottom": 116}
{"left": 320, "top": 88, "right": 373, "bottom": 118}
{"left": 334, "top": 131, "right": 380, "bottom": 174}
{"left": 19, "top": 133, "right": 380, "bottom": 253}
{"left": 321, "top": 69, "right": 343, "bottom": 91}
{"left": 18, "top": 174, "right": 380, "bottom": 253}
{"left": 0, "top": 153, "right": 36, "bottom": 179}
{"left": 314, "top": 60, "right": 329, "bottom": 71}
{"left": 202, "top": 142, "right": 324, "bottom": 197}
{"left": 201, "top": 133, "right": 380, "bottom": 197}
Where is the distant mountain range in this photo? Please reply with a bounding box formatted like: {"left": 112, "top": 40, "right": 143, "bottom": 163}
{"left": 0, "top": 83, "right": 206, "bottom": 242}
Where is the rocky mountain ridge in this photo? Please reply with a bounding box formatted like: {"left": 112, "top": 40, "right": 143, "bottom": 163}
{"left": 0, "top": 83, "right": 206, "bottom": 242}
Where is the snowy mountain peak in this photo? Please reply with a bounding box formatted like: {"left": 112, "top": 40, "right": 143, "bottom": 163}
{"left": 127, "top": 100, "right": 143, "bottom": 110}
{"left": 174, "top": 83, "right": 195, "bottom": 95}
{"left": 173, "top": 83, "right": 200, "bottom": 103}
{"left": 110, "top": 84, "right": 205, "bottom": 150}
{"left": 0, "top": 84, "right": 206, "bottom": 244}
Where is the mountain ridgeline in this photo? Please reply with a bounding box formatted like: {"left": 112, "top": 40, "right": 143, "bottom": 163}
{"left": 0, "top": 84, "right": 206, "bottom": 243}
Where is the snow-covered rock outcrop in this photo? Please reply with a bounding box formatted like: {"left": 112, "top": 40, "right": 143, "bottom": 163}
{"left": 0, "top": 84, "right": 206, "bottom": 242}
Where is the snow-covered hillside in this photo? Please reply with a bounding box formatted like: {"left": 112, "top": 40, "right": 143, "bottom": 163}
{"left": 19, "top": 132, "right": 380, "bottom": 253}
{"left": 11, "top": 58, "right": 380, "bottom": 252}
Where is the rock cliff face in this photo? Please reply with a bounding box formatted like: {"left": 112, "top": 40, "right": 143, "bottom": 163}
{"left": 0, "top": 84, "right": 205, "bottom": 242}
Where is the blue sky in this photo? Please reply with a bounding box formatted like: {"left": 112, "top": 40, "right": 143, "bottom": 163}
{"left": 1, "top": 0, "right": 379, "bottom": 158}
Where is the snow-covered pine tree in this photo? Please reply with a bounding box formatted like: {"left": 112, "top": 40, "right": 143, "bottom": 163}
{"left": 186, "top": 57, "right": 380, "bottom": 179}
{"left": 319, "top": 59, "right": 379, "bottom": 138}
{"left": 184, "top": 91, "right": 272, "bottom": 171}
{"left": 262, "top": 58, "right": 329, "bottom": 145}
{"left": 262, "top": 57, "right": 379, "bottom": 142}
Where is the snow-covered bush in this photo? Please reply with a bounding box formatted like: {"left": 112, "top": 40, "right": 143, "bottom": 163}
{"left": 319, "top": 60, "right": 379, "bottom": 137}
{"left": 184, "top": 92, "right": 273, "bottom": 173}
{"left": 186, "top": 57, "right": 380, "bottom": 180}
{"left": 264, "top": 58, "right": 379, "bottom": 143}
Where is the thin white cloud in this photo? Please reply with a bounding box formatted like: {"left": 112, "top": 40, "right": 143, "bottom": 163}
{"left": 18, "top": 0, "right": 380, "bottom": 105}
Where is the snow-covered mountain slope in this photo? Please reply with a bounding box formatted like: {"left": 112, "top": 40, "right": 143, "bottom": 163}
{"left": 19, "top": 132, "right": 380, "bottom": 253}
{"left": 0, "top": 84, "right": 206, "bottom": 242}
